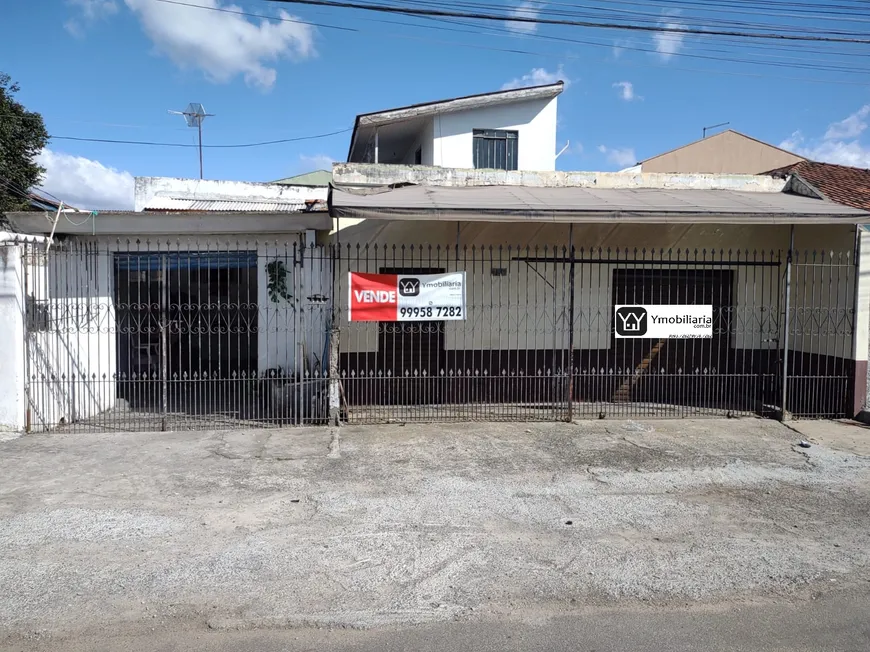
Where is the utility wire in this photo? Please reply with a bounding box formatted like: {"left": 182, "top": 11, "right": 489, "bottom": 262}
{"left": 263, "top": 0, "right": 870, "bottom": 43}
{"left": 146, "top": 0, "right": 869, "bottom": 79}
{"left": 49, "top": 127, "right": 353, "bottom": 148}
{"left": 154, "top": 0, "right": 356, "bottom": 31}
{"left": 0, "top": 176, "right": 65, "bottom": 206}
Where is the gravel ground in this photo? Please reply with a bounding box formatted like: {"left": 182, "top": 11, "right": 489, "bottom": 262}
{"left": 0, "top": 418, "right": 869, "bottom": 644}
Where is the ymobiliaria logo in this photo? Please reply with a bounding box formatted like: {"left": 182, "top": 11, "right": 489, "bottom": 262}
{"left": 614, "top": 305, "right": 713, "bottom": 339}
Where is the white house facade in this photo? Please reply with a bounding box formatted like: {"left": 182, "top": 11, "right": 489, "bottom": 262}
{"left": 346, "top": 82, "right": 563, "bottom": 172}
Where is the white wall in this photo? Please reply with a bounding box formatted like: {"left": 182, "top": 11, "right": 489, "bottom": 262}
{"left": 24, "top": 243, "right": 117, "bottom": 430}
{"left": 431, "top": 97, "right": 558, "bottom": 171}
{"left": 0, "top": 245, "right": 25, "bottom": 431}
{"left": 134, "top": 177, "right": 328, "bottom": 211}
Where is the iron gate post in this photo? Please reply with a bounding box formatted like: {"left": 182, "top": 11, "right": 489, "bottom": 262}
{"left": 160, "top": 253, "right": 169, "bottom": 432}
{"left": 566, "top": 235, "right": 576, "bottom": 422}
{"left": 780, "top": 225, "right": 794, "bottom": 421}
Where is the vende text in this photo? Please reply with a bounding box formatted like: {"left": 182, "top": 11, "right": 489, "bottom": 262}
{"left": 354, "top": 290, "right": 397, "bottom": 303}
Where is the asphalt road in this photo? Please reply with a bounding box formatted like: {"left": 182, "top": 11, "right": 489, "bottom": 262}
{"left": 2, "top": 418, "right": 869, "bottom": 651}
{"left": 11, "top": 589, "right": 870, "bottom": 652}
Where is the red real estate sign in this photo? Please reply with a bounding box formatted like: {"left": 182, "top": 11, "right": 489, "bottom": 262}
{"left": 349, "top": 272, "right": 399, "bottom": 321}
{"left": 348, "top": 272, "right": 466, "bottom": 322}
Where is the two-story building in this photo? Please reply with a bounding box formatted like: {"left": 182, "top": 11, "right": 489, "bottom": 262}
{"left": 329, "top": 84, "right": 870, "bottom": 424}
{"left": 345, "top": 81, "right": 563, "bottom": 170}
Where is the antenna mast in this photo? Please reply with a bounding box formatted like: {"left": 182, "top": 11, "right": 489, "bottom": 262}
{"left": 702, "top": 121, "right": 730, "bottom": 138}
{"left": 169, "top": 103, "right": 215, "bottom": 179}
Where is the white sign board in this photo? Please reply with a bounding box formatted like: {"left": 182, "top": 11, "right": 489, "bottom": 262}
{"left": 615, "top": 305, "right": 713, "bottom": 339}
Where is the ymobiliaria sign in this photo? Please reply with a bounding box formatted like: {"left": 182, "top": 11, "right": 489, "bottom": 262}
{"left": 349, "top": 272, "right": 466, "bottom": 322}
{"left": 614, "top": 305, "right": 713, "bottom": 339}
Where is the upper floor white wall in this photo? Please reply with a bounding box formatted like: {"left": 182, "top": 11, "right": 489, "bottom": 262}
{"left": 431, "top": 97, "right": 558, "bottom": 171}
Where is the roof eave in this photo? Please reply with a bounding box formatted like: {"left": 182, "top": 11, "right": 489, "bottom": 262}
{"left": 5, "top": 210, "right": 333, "bottom": 235}
{"left": 331, "top": 206, "right": 870, "bottom": 225}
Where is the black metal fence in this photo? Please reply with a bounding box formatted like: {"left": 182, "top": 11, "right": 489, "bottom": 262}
{"left": 20, "top": 239, "right": 332, "bottom": 432}
{"left": 13, "top": 239, "right": 857, "bottom": 432}
{"left": 335, "top": 244, "right": 856, "bottom": 423}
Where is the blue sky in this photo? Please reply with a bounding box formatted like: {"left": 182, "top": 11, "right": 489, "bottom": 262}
{"left": 2, "top": 0, "right": 869, "bottom": 209}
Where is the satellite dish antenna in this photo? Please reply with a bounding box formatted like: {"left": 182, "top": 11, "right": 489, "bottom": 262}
{"left": 169, "top": 103, "right": 214, "bottom": 179}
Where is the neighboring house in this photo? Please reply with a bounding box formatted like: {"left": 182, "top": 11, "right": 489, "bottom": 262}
{"left": 1, "top": 177, "right": 333, "bottom": 433}
{"left": 765, "top": 160, "right": 870, "bottom": 211}
{"left": 330, "top": 162, "right": 870, "bottom": 422}
{"left": 626, "top": 129, "right": 806, "bottom": 175}
{"left": 346, "top": 82, "right": 563, "bottom": 171}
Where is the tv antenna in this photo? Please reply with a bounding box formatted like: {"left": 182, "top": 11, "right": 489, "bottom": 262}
{"left": 702, "top": 121, "right": 730, "bottom": 138}
{"left": 169, "top": 103, "right": 214, "bottom": 179}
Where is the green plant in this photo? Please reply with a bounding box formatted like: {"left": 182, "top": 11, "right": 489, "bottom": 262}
{"left": 266, "top": 260, "right": 293, "bottom": 303}
{"left": 0, "top": 72, "right": 49, "bottom": 213}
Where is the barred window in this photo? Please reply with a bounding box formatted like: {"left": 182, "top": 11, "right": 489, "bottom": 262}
{"left": 473, "top": 129, "right": 518, "bottom": 170}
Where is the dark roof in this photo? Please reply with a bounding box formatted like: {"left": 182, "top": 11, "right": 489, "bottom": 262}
{"left": 330, "top": 185, "right": 870, "bottom": 224}
{"left": 765, "top": 160, "right": 870, "bottom": 211}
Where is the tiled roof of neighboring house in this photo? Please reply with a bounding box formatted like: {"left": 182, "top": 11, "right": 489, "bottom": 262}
{"left": 143, "top": 197, "right": 327, "bottom": 212}
{"left": 272, "top": 170, "right": 333, "bottom": 187}
{"left": 765, "top": 160, "right": 870, "bottom": 211}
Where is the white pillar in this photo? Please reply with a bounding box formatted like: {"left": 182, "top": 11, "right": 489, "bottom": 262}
{"left": 852, "top": 226, "right": 870, "bottom": 416}
{"left": 0, "top": 243, "right": 25, "bottom": 432}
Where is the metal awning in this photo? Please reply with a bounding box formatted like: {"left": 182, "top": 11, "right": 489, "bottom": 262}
{"left": 330, "top": 185, "right": 870, "bottom": 224}
{"left": 4, "top": 210, "right": 332, "bottom": 235}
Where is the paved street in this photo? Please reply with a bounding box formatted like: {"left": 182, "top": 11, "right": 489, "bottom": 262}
{"left": 1, "top": 418, "right": 869, "bottom": 651}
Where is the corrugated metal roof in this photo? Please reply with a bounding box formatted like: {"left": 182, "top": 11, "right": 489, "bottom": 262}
{"left": 331, "top": 185, "right": 870, "bottom": 224}
{"left": 144, "top": 197, "right": 327, "bottom": 212}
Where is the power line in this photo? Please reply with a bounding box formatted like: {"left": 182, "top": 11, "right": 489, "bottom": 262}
{"left": 263, "top": 0, "right": 870, "bottom": 43}
{"left": 0, "top": 176, "right": 65, "bottom": 207}
{"left": 148, "top": 0, "right": 870, "bottom": 80}
{"left": 154, "top": 0, "right": 356, "bottom": 31}
{"left": 48, "top": 127, "right": 353, "bottom": 148}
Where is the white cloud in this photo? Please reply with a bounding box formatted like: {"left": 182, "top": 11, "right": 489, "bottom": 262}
{"left": 824, "top": 105, "right": 870, "bottom": 140}
{"left": 613, "top": 81, "right": 640, "bottom": 101}
{"left": 779, "top": 130, "right": 804, "bottom": 153}
{"left": 298, "top": 154, "right": 336, "bottom": 171}
{"left": 652, "top": 12, "right": 686, "bottom": 62}
{"left": 505, "top": 1, "right": 543, "bottom": 34}
{"left": 501, "top": 65, "right": 567, "bottom": 90}
{"left": 67, "top": 0, "right": 316, "bottom": 88}
{"left": 779, "top": 106, "right": 870, "bottom": 168}
{"left": 65, "top": 0, "right": 118, "bottom": 37}
{"left": 124, "top": 0, "right": 316, "bottom": 89}
{"left": 36, "top": 150, "right": 134, "bottom": 210}
{"left": 597, "top": 145, "right": 637, "bottom": 168}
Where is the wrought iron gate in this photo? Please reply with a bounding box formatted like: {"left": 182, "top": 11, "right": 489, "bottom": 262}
{"left": 336, "top": 244, "right": 856, "bottom": 423}
{"left": 16, "top": 239, "right": 856, "bottom": 431}
{"left": 21, "top": 239, "right": 332, "bottom": 432}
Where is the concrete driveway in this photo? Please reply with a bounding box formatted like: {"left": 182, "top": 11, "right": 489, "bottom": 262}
{"left": 1, "top": 418, "right": 869, "bottom": 650}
